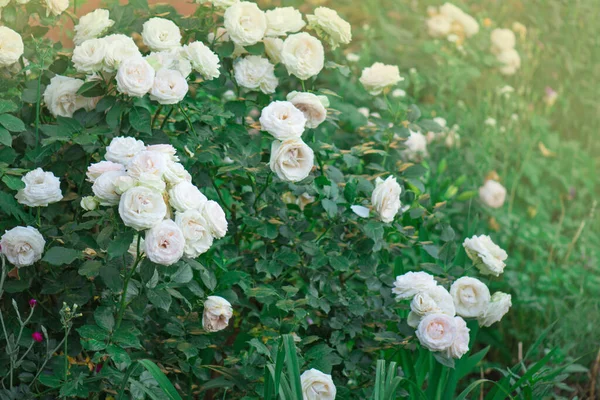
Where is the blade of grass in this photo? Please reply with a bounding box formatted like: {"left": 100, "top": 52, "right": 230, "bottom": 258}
{"left": 283, "top": 334, "right": 303, "bottom": 400}
{"left": 137, "top": 359, "right": 183, "bottom": 400}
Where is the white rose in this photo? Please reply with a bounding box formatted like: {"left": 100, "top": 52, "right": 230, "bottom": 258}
{"left": 149, "top": 69, "right": 188, "bottom": 105}
{"left": 142, "top": 18, "right": 182, "bottom": 52}
{"left": 477, "top": 292, "right": 512, "bottom": 327}
{"left": 456, "top": 13, "right": 479, "bottom": 37}
{"left": 300, "top": 369, "right": 336, "bottom": 400}
{"left": 86, "top": 161, "right": 124, "bottom": 182}
{"left": 43, "top": 75, "right": 89, "bottom": 118}
{"left": 371, "top": 176, "right": 402, "bottom": 223}
{"left": 202, "top": 296, "right": 233, "bottom": 332}
{"left": 73, "top": 9, "right": 115, "bottom": 45}
{"left": 265, "top": 7, "right": 305, "bottom": 37}
{"left": 116, "top": 57, "right": 155, "bottom": 98}
{"left": 144, "top": 219, "right": 185, "bottom": 266}
{"left": 44, "top": 0, "right": 68, "bottom": 17}
{"left": 201, "top": 200, "right": 228, "bottom": 239}
{"left": 168, "top": 181, "right": 207, "bottom": 212}
{"left": 126, "top": 150, "right": 168, "bottom": 180}
{"left": 224, "top": 2, "right": 267, "bottom": 46}
{"left": 445, "top": 317, "right": 470, "bottom": 359}
{"left": 0, "top": 226, "right": 45, "bottom": 267}
{"left": 15, "top": 168, "right": 63, "bottom": 207}
{"left": 434, "top": 117, "right": 447, "bottom": 128}
{"left": 263, "top": 37, "right": 283, "bottom": 64}
{"left": 450, "top": 277, "right": 491, "bottom": 318}
{"left": 146, "top": 144, "right": 178, "bottom": 161}
{"left": 346, "top": 53, "right": 360, "bottom": 63}
{"left": 204, "top": 0, "right": 239, "bottom": 8}
{"left": 92, "top": 170, "right": 127, "bottom": 206}
{"left": 497, "top": 48, "right": 521, "bottom": 75}
{"left": 163, "top": 162, "right": 192, "bottom": 186}
{"left": 479, "top": 179, "right": 506, "bottom": 208}
{"left": 259, "top": 101, "right": 307, "bottom": 140}
{"left": 408, "top": 285, "right": 456, "bottom": 327}
{"left": 207, "top": 27, "right": 230, "bottom": 43}
{"left": 80, "top": 196, "right": 99, "bottom": 211}
{"left": 490, "top": 28, "right": 516, "bottom": 53}
{"left": 359, "top": 62, "right": 403, "bottom": 95}
{"left": 392, "top": 89, "right": 406, "bottom": 98}
{"left": 403, "top": 131, "right": 428, "bottom": 161}
{"left": 128, "top": 235, "right": 145, "bottom": 258}
{"left": 145, "top": 49, "right": 190, "bottom": 77}
{"left": 286, "top": 91, "right": 328, "bottom": 129}
{"left": 392, "top": 271, "right": 437, "bottom": 300}
{"left": 463, "top": 235, "right": 508, "bottom": 276}
{"left": 0, "top": 27, "right": 24, "bottom": 67}
{"left": 233, "top": 56, "right": 278, "bottom": 94}
{"left": 114, "top": 175, "right": 135, "bottom": 194}
{"left": 103, "top": 34, "right": 142, "bottom": 72}
{"left": 427, "top": 14, "right": 452, "bottom": 38}
{"left": 182, "top": 41, "right": 221, "bottom": 80}
{"left": 136, "top": 173, "right": 166, "bottom": 193}
{"left": 306, "top": 7, "right": 352, "bottom": 49}
{"left": 72, "top": 39, "right": 107, "bottom": 74}
{"left": 175, "top": 209, "right": 214, "bottom": 257}
{"left": 119, "top": 186, "right": 167, "bottom": 230}
{"left": 281, "top": 32, "right": 324, "bottom": 81}
{"left": 105, "top": 136, "right": 146, "bottom": 165}
{"left": 416, "top": 313, "right": 457, "bottom": 352}
{"left": 269, "top": 138, "right": 314, "bottom": 182}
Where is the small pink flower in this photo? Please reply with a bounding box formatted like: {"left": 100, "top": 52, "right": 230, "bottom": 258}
{"left": 32, "top": 332, "right": 43, "bottom": 343}
{"left": 29, "top": 299, "right": 37, "bottom": 308}
{"left": 95, "top": 363, "right": 104, "bottom": 373}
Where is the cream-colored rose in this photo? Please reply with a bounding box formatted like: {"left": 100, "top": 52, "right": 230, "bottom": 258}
{"left": 224, "top": 1, "right": 267, "bottom": 46}
{"left": 307, "top": 7, "right": 351, "bottom": 49}
{"left": 445, "top": 316, "right": 470, "bottom": 359}
{"left": 0, "top": 226, "right": 45, "bottom": 268}
{"left": 269, "top": 138, "right": 314, "bottom": 182}
{"left": 127, "top": 150, "right": 168, "bottom": 180}
{"left": 201, "top": 200, "right": 228, "bottom": 239}
{"left": 43, "top": 76, "right": 89, "bottom": 118}
{"left": 202, "top": 296, "right": 233, "bottom": 332}
{"left": 0, "top": 27, "right": 24, "bottom": 67}
{"left": 142, "top": 18, "right": 182, "bottom": 52}
{"left": 265, "top": 7, "right": 305, "bottom": 37}
{"left": 416, "top": 313, "right": 456, "bottom": 352}
{"left": 146, "top": 144, "right": 178, "bottom": 161}
{"left": 105, "top": 136, "right": 146, "bottom": 165}
{"left": 233, "top": 56, "right": 278, "bottom": 94}
{"left": 427, "top": 14, "right": 452, "bottom": 38}
{"left": 263, "top": 37, "right": 283, "bottom": 64}
{"left": 371, "top": 176, "right": 402, "bottom": 223}
{"left": 300, "top": 369, "right": 336, "bottom": 400}
{"left": 490, "top": 28, "right": 516, "bottom": 54}
{"left": 85, "top": 161, "right": 124, "bottom": 182}
{"left": 118, "top": 186, "right": 167, "bottom": 230}
{"left": 286, "top": 91, "right": 328, "bottom": 129}
{"left": 163, "top": 162, "right": 192, "bottom": 186}
{"left": 392, "top": 271, "right": 437, "bottom": 300}
{"left": 168, "top": 181, "right": 207, "bottom": 212}
{"left": 135, "top": 173, "right": 166, "bottom": 193}
{"left": 479, "top": 179, "right": 506, "bottom": 208}
{"left": 144, "top": 219, "right": 185, "bottom": 266}
{"left": 346, "top": 53, "right": 360, "bottom": 63}
{"left": 175, "top": 209, "right": 214, "bottom": 257}
{"left": 116, "top": 57, "right": 155, "bottom": 98}
{"left": 259, "top": 101, "right": 306, "bottom": 140}
{"left": 150, "top": 69, "right": 188, "bottom": 104}
{"left": 73, "top": 9, "right": 115, "bottom": 45}
{"left": 407, "top": 285, "right": 456, "bottom": 327}
{"left": 450, "top": 277, "right": 491, "bottom": 318}
{"left": 72, "top": 38, "right": 107, "bottom": 73}
{"left": 80, "top": 196, "right": 99, "bottom": 211}
{"left": 439, "top": 3, "right": 479, "bottom": 37}
{"left": 44, "top": 0, "right": 68, "bottom": 16}
{"left": 497, "top": 48, "right": 521, "bottom": 75}
{"left": 477, "top": 292, "right": 512, "bottom": 327}
{"left": 204, "top": 0, "right": 239, "bottom": 8}
{"left": 359, "top": 62, "right": 403, "bottom": 95}
{"left": 102, "top": 34, "right": 142, "bottom": 72}
{"left": 403, "top": 131, "right": 428, "bottom": 161}
{"left": 15, "top": 168, "right": 63, "bottom": 207}
{"left": 114, "top": 175, "right": 135, "bottom": 195}
{"left": 145, "top": 49, "right": 190, "bottom": 77}
{"left": 281, "top": 32, "right": 324, "bottom": 81}
{"left": 92, "top": 170, "right": 127, "bottom": 206}
{"left": 463, "top": 235, "right": 507, "bottom": 276}
{"left": 182, "top": 41, "right": 221, "bottom": 80}
{"left": 128, "top": 235, "right": 145, "bottom": 258}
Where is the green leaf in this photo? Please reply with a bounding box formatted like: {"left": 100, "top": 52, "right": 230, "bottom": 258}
{"left": 136, "top": 359, "right": 183, "bottom": 400}
{"left": 406, "top": 104, "right": 421, "bottom": 122}
{"left": 198, "top": 265, "right": 217, "bottom": 291}
{"left": 99, "top": 264, "right": 123, "bottom": 292}
{"left": 0, "top": 100, "right": 18, "bottom": 114}
{"left": 2, "top": 174, "right": 24, "bottom": 190}
{"left": 77, "top": 80, "right": 105, "bottom": 98}
{"left": 77, "top": 324, "right": 110, "bottom": 340}
{"left": 42, "top": 247, "right": 81, "bottom": 266}
{"left": 170, "top": 264, "right": 193, "bottom": 284}
{"left": 0, "top": 114, "right": 26, "bottom": 132}
{"left": 113, "top": 327, "right": 142, "bottom": 349}
{"left": 245, "top": 42, "right": 265, "bottom": 55}
{"left": 94, "top": 306, "right": 115, "bottom": 332}
{"left": 107, "top": 344, "right": 132, "bottom": 366}
{"left": 321, "top": 199, "right": 338, "bottom": 218}
{"left": 129, "top": 107, "right": 152, "bottom": 134}
{"left": 147, "top": 288, "right": 172, "bottom": 311}
{"left": 78, "top": 260, "right": 102, "bottom": 278}
{"left": 107, "top": 230, "right": 134, "bottom": 259}
{"left": 0, "top": 126, "right": 12, "bottom": 147}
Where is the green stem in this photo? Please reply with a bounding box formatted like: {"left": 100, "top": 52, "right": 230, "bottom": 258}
{"left": 151, "top": 105, "right": 163, "bottom": 129}
{"left": 0, "top": 259, "right": 13, "bottom": 388}
{"left": 115, "top": 236, "right": 142, "bottom": 331}
{"left": 159, "top": 107, "right": 174, "bottom": 130}
{"left": 178, "top": 105, "right": 199, "bottom": 142}
{"left": 36, "top": 207, "right": 41, "bottom": 228}
{"left": 63, "top": 327, "right": 68, "bottom": 382}
{"left": 252, "top": 172, "right": 272, "bottom": 212}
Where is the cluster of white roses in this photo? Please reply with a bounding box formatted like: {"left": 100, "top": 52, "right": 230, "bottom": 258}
{"left": 81, "top": 137, "right": 227, "bottom": 266}
{"left": 490, "top": 28, "right": 521, "bottom": 75}
{"left": 393, "top": 234, "right": 511, "bottom": 358}
{"left": 426, "top": 3, "right": 479, "bottom": 42}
